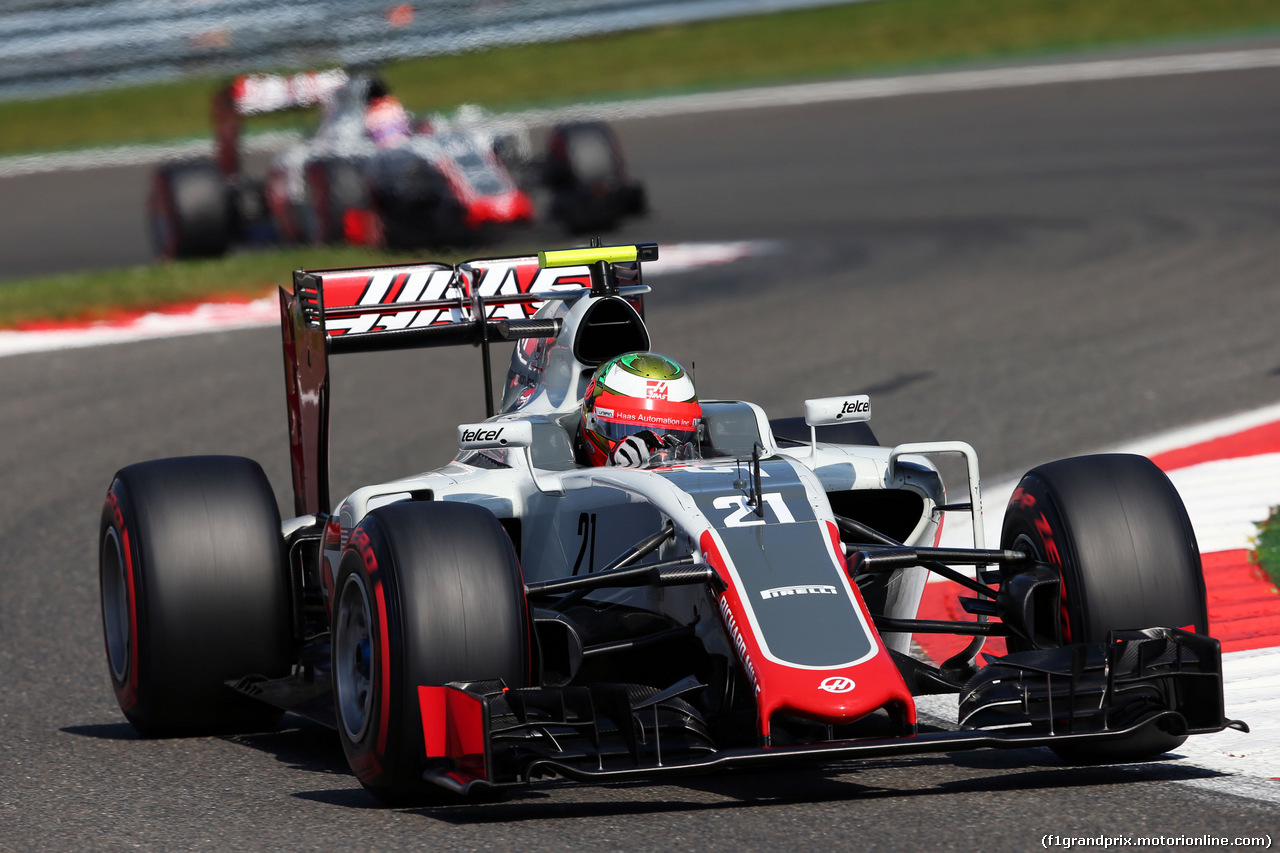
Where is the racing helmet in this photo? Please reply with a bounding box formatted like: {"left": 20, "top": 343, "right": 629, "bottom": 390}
{"left": 580, "top": 352, "right": 701, "bottom": 467}
{"left": 365, "top": 94, "right": 410, "bottom": 148}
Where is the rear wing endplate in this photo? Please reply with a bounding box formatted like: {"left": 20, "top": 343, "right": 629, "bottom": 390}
{"left": 212, "top": 69, "right": 347, "bottom": 176}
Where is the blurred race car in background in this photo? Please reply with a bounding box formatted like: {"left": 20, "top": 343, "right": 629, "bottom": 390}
{"left": 147, "top": 69, "right": 647, "bottom": 258}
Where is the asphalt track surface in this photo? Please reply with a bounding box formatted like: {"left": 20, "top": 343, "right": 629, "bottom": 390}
{"left": 3, "top": 48, "right": 1280, "bottom": 851}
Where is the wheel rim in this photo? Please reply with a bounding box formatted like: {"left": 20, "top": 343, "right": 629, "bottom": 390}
{"left": 334, "top": 573, "right": 375, "bottom": 743}
{"left": 101, "top": 527, "right": 130, "bottom": 683}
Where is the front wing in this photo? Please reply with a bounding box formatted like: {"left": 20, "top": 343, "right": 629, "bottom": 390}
{"left": 417, "top": 628, "right": 1244, "bottom": 794}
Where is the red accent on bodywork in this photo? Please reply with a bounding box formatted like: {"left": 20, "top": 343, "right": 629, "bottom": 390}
{"left": 320, "top": 517, "right": 342, "bottom": 617}
{"left": 700, "top": 528, "right": 916, "bottom": 738}
{"left": 462, "top": 190, "right": 535, "bottom": 229}
{"left": 420, "top": 685, "right": 447, "bottom": 758}
{"left": 825, "top": 520, "right": 848, "bottom": 574}
{"left": 419, "top": 685, "right": 489, "bottom": 782}
{"left": 315, "top": 256, "right": 581, "bottom": 334}
{"left": 447, "top": 689, "right": 489, "bottom": 781}
{"left": 342, "top": 208, "right": 381, "bottom": 246}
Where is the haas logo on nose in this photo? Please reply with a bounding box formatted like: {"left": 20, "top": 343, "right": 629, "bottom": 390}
{"left": 819, "top": 676, "right": 856, "bottom": 694}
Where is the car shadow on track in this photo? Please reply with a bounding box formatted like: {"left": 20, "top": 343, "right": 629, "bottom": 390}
{"left": 61, "top": 722, "right": 143, "bottom": 740}
{"left": 285, "top": 749, "right": 1233, "bottom": 822}
{"left": 63, "top": 717, "right": 1233, "bottom": 819}
{"left": 224, "top": 715, "right": 351, "bottom": 776}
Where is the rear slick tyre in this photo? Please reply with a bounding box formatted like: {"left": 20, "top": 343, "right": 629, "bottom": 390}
{"left": 99, "top": 456, "right": 291, "bottom": 736}
{"left": 544, "top": 122, "right": 632, "bottom": 233}
{"left": 305, "top": 159, "right": 366, "bottom": 245}
{"left": 147, "top": 160, "right": 232, "bottom": 259}
{"left": 999, "top": 453, "right": 1207, "bottom": 762}
{"left": 332, "top": 501, "right": 528, "bottom": 805}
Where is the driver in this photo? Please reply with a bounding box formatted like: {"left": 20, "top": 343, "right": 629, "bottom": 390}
{"left": 577, "top": 352, "right": 702, "bottom": 468}
{"left": 365, "top": 92, "right": 411, "bottom": 149}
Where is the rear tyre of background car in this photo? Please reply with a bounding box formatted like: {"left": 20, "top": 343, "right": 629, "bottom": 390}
{"left": 147, "top": 160, "right": 233, "bottom": 259}
{"left": 304, "top": 159, "right": 367, "bottom": 245}
{"left": 544, "top": 122, "right": 644, "bottom": 233}
{"left": 367, "top": 152, "right": 464, "bottom": 249}
{"left": 99, "top": 456, "right": 291, "bottom": 736}
{"left": 332, "top": 501, "right": 529, "bottom": 805}
{"left": 999, "top": 453, "right": 1207, "bottom": 762}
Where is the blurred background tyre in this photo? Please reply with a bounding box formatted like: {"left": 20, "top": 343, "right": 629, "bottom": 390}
{"left": 147, "top": 160, "right": 233, "bottom": 259}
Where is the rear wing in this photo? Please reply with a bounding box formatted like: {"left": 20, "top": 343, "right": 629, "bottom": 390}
{"left": 280, "top": 243, "right": 658, "bottom": 516}
{"left": 212, "top": 69, "right": 347, "bottom": 176}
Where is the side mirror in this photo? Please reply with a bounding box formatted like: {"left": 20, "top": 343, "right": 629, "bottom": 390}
{"left": 457, "top": 420, "right": 534, "bottom": 451}
{"left": 804, "top": 395, "right": 871, "bottom": 427}
{"left": 800, "top": 396, "right": 871, "bottom": 464}
{"left": 457, "top": 420, "right": 563, "bottom": 496}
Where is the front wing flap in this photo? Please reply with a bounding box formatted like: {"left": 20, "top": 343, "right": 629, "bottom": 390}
{"left": 417, "top": 628, "right": 1243, "bottom": 794}
{"left": 960, "top": 627, "right": 1237, "bottom": 736}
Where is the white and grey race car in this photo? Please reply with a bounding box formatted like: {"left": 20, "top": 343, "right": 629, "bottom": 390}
{"left": 147, "top": 70, "right": 645, "bottom": 258}
{"left": 99, "top": 242, "right": 1243, "bottom": 805}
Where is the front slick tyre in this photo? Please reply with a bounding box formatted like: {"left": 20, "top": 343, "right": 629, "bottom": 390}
{"left": 1000, "top": 453, "right": 1207, "bottom": 763}
{"left": 332, "top": 501, "right": 528, "bottom": 806}
{"left": 99, "top": 456, "right": 290, "bottom": 736}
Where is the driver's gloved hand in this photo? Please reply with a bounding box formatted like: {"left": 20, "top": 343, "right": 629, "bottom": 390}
{"left": 611, "top": 430, "right": 663, "bottom": 467}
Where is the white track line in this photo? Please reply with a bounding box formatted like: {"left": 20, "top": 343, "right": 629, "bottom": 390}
{"left": 515, "top": 46, "right": 1280, "bottom": 126}
{"left": 4, "top": 47, "right": 1280, "bottom": 178}
{"left": 0, "top": 131, "right": 301, "bottom": 179}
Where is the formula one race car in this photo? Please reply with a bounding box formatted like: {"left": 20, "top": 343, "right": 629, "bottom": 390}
{"left": 99, "top": 243, "right": 1244, "bottom": 805}
{"left": 146, "top": 70, "right": 646, "bottom": 259}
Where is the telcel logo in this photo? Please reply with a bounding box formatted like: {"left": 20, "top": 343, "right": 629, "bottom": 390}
{"left": 460, "top": 427, "right": 505, "bottom": 443}
{"left": 839, "top": 399, "right": 870, "bottom": 416}
{"left": 819, "top": 676, "right": 856, "bottom": 694}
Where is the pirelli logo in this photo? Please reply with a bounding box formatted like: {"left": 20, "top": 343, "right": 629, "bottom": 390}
{"left": 760, "top": 584, "right": 839, "bottom": 600}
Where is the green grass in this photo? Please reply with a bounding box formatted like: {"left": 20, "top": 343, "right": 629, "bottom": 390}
{"left": 3, "top": 0, "right": 1279, "bottom": 157}
{"left": 2, "top": 0, "right": 1279, "bottom": 327}
{"left": 1253, "top": 509, "right": 1280, "bottom": 588}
